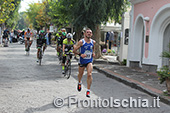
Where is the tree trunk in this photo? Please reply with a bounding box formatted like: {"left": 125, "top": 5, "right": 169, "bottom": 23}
{"left": 75, "top": 29, "right": 82, "bottom": 42}
{"left": 93, "top": 24, "right": 101, "bottom": 59}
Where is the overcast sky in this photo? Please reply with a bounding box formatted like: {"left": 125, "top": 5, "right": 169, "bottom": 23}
{"left": 19, "top": 0, "right": 42, "bottom": 12}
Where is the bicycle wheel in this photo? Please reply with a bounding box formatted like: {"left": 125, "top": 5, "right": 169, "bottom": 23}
{"left": 39, "top": 58, "right": 41, "bottom": 65}
{"left": 64, "top": 65, "right": 68, "bottom": 77}
{"left": 67, "top": 60, "right": 71, "bottom": 79}
{"left": 26, "top": 40, "right": 30, "bottom": 56}
{"left": 39, "top": 49, "right": 42, "bottom": 65}
{"left": 58, "top": 51, "right": 61, "bottom": 61}
{"left": 64, "top": 60, "right": 71, "bottom": 79}
{"left": 59, "top": 50, "right": 63, "bottom": 61}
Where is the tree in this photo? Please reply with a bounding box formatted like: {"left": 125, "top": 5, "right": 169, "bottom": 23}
{"left": 48, "top": 0, "right": 70, "bottom": 29}
{"left": 0, "top": 0, "right": 21, "bottom": 34}
{"left": 5, "top": 0, "right": 21, "bottom": 29}
{"left": 26, "top": 3, "right": 40, "bottom": 30}
{"left": 17, "top": 12, "right": 28, "bottom": 30}
{"left": 51, "top": 0, "right": 130, "bottom": 58}
{"left": 0, "top": 0, "right": 21, "bottom": 25}
{"left": 35, "top": 1, "right": 50, "bottom": 30}
{"left": 26, "top": 1, "right": 51, "bottom": 32}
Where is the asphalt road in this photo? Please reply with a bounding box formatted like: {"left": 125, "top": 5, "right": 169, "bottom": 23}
{"left": 0, "top": 42, "right": 170, "bottom": 113}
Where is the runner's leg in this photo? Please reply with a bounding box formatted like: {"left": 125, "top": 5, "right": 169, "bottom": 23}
{"left": 86, "top": 63, "right": 93, "bottom": 90}
{"left": 78, "top": 66, "right": 85, "bottom": 83}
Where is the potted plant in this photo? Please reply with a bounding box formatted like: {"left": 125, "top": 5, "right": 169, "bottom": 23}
{"left": 157, "top": 45, "right": 170, "bottom": 94}
{"left": 157, "top": 66, "right": 170, "bottom": 94}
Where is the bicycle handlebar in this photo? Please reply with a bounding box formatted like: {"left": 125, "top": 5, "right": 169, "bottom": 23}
{"left": 65, "top": 52, "right": 74, "bottom": 55}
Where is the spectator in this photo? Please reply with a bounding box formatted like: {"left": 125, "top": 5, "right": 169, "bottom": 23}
{"left": 48, "top": 32, "right": 52, "bottom": 45}
{"left": 3, "top": 28, "right": 9, "bottom": 40}
{"left": 105, "top": 32, "right": 110, "bottom": 48}
{"left": 10, "top": 30, "right": 14, "bottom": 43}
{"left": 109, "top": 31, "right": 114, "bottom": 49}
{"left": 46, "top": 30, "right": 49, "bottom": 45}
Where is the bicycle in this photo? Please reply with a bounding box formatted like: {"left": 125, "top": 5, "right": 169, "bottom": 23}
{"left": 38, "top": 46, "right": 43, "bottom": 65}
{"left": 18, "top": 36, "right": 24, "bottom": 44}
{"left": 2, "top": 37, "right": 8, "bottom": 47}
{"left": 37, "top": 41, "right": 45, "bottom": 65}
{"left": 26, "top": 38, "right": 30, "bottom": 56}
{"left": 64, "top": 52, "right": 73, "bottom": 79}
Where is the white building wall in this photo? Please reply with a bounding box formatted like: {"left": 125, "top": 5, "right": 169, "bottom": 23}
{"left": 148, "top": 4, "right": 170, "bottom": 69}
{"left": 119, "top": 8, "right": 131, "bottom": 62}
{"left": 128, "top": 3, "right": 170, "bottom": 70}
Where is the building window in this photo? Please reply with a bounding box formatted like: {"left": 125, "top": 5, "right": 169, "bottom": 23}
{"left": 146, "top": 35, "right": 149, "bottom": 43}
{"left": 124, "top": 29, "right": 129, "bottom": 45}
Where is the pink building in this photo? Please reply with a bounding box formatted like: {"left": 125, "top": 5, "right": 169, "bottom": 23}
{"left": 128, "top": 0, "right": 170, "bottom": 72}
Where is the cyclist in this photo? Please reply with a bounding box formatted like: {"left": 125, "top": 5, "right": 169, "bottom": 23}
{"left": 62, "top": 33, "right": 76, "bottom": 74}
{"left": 24, "top": 28, "right": 33, "bottom": 51}
{"left": 73, "top": 28, "right": 96, "bottom": 97}
{"left": 36, "top": 30, "right": 47, "bottom": 62}
{"left": 57, "top": 30, "right": 66, "bottom": 57}
{"left": 2, "top": 29, "right": 9, "bottom": 47}
{"left": 61, "top": 28, "right": 66, "bottom": 34}
{"left": 56, "top": 31, "right": 62, "bottom": 57}
{"left": 61, "top": 28, "right": 67, "bottom": 45}
{"left": 61, "top": 31, "right": 67, "bottom": 44}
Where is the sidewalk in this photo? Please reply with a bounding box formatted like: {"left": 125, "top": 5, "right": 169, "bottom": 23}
{"left": 93, "top": 55, "right": 170, "bottom": 105}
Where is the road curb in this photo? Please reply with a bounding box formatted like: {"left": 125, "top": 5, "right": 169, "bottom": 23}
{"left": 93, "top": 59, "right": 120, "bottom": 65}
{"left": 93, "top": 66, "right": 170, "bottom": 106}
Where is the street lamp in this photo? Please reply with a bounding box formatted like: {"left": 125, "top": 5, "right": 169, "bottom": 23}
{"left": 144, "top": 17, "right": 150, "bottom": 22}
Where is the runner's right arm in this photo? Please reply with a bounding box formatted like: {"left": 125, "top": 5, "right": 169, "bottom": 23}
{"left": 73, "top": 40, "right": 86, "bottom": 58}
{"left": 73, "top": 40, "right": 82, "bottom": 55}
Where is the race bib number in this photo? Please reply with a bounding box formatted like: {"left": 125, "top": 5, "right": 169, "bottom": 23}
{"left": 84, "top": 50, "right": 92, "bottom": 59}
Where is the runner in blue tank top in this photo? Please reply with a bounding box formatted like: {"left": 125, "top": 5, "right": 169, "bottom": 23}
{"left": 73, "top": 28, "right": 96, "bottom": 97}
{"left": 79, "top": 38, "right": 94, "bottom": 64}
